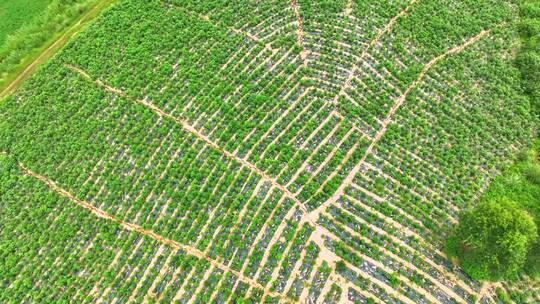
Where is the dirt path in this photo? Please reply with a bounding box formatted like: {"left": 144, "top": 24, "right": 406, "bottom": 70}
{"left": 281, "top": 245, "right": 309, "bottom": 295}
{"left": 344, "top": 0, "right": 354, "bottom": 16}
{"left": 66, "top": 64, "right": 308, "bottom": 214}
{"left": 252, "top": 92, "right": 321, "bottom": 162}
{"left": 172, "top": 261, "right": 199, "bottom": 301}
{"left": 292, "top": 30, "right": 491, "bottom": 298}
{"left": 291, "top": 0, "right": 308, "bottom": 59}
{"left": 265, "top": 227, "right": 304, "bottom": 289}
{"left": 306, "top": 141, "right": 359, "bottom": 199}
{"left": 164, "top": 1, "right": 276, "bottom": 53}
{"left": 475, "top": 282, "right": 501, "bottom": 304}
{"left": 89, "top": 237, "right": 144, "bottom": 301}
{"left": 215, "top": 181, "right": 269, "bottom": 255}
{"left": 364, "top": 161, "right": 460, "bottom": 223}
{"left": 389, "top": 29, "right": 490, "bottom": 121}
{"left": 186, "top": 265, "right": 215, "bottom": 304}
{"left": 207, "top": 270, "right": 228, "bottom": 304}
{"left": 315, "top": 276, "right": 336, "bottom": 304}
{"left": 307, "top": 227, "right": 401, "bottom": 303}
{"left": 0, "top": 0, "right": 115, "bottom": 101}
{"left": 244, "top": 87, "right": 311, "bottom": 160}
{"left": 332, "top": 0, "right": 420, "bottom": 104}
{"left": 127, "top": 245, "right": 166, "bottom": 303}
{"left": 312, "top": 226, "right": 418, "bottom": 304}
{"left": 369, "top": 154, "right": 461, "bottom": 214}
{"left": 143, "top": 252, "right": 174, "bottom": 303}
{"left": 331, "top": 204, "right": 469, "bottom": 303}
{"left": 299, "top": 111, "right": 338, "bottom": 150}
{"left": 303, "top": 28, "right": 491, "bottom": 225}
{"left": 193, "top": 164, "right": 245, "bottom": 247}
{"left": 17, "top": 160, "right": 290, "bottom": 302}
{"left": 237, "top": 195, "right": 289, "bottom": 275}
{"left": 298, "top": 253, "right": 324, "bottom": 303}
{"left": 332, "top": 110, "right": 373, "bottom": 140}
{"left": 253, "top": 221, "right": 301, "bottom": 284}
{"left": 208, "top": 47, "right": 293, "bottom": 130}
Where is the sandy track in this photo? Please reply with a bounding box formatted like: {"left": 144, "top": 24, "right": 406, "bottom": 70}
{"left": 16, "top": 159, "right": 291, "bottom": 302}
{"left": 303, "top": 29, "right": 491, "bottom": 225}
{"left": 163, "top": 1, "right": 276, "bottom": 52}
{"left": 0, "top": 0, "right": 115, "bottom": 101}
{"left": 332, "top": 0, "right": 420, "bottom": 105}
{"left": 65, "top": 64, "right": 308, "bottom": 214}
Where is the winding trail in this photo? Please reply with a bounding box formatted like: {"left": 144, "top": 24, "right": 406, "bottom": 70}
{"left": 63, "top": 32, "right": 492, "bottom": 304}
{"left": 344, "top": 0, "right": 354, "bottom": 16}
{"left": 304, "top": 29, "right": 491, "bottom": 225}
{"left": 163, "top": 1, "right": 276, "bottom": 52}
{"left": 0, "top": 0, "right": 115, "bottom": 101}
{"left": 65, "top": 64, "right": 308, "bottom": 214}
{"left": 15, "top": 159, "right": 291, "bottom": 302}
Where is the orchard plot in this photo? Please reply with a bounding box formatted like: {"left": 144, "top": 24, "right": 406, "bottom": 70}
{"left": 0, "top": 0, "right": 537, "bottom": 303}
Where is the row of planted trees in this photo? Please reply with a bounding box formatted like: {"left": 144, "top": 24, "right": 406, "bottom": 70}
{"left": 447, "top": 0, "right": 540, "bottom": 291}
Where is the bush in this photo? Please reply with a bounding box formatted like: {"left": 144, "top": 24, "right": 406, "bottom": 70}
{"left": 515, "top": 0, "right": 540, "bottom": 114}
{"left": 446, "top": 199, "right": 538, "bottom": 281}
{"left": 523, "top": 163, "right": 540, "bottom": 186}
{"left": 496, "top": 287, "right": 512, "bottom": 304}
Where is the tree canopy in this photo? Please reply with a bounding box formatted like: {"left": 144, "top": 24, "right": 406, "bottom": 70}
{"left": 446, "top": 199, "right": 538, "bottom": 281}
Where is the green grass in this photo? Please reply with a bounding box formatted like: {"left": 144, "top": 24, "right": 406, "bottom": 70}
{"left": 0, "top": 0, "right": 105, "bottom": 96}
{"left": 0, "top": 0, "right": 52, "bottom": 45}
{"left": 0, "top": 0, "right": 538, "bottom": 302}
{"left": 482, "top": 144, "right": 540, "bottom": 214}
{"left": 481, "top": 141, "right": 540, "bottom": 278}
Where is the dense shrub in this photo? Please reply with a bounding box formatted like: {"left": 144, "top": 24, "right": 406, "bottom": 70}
{"left": 516, "top": 0, "right": 540, "bottom": 113}
{"left": 446, "top": 199, "right": 538, "bottom": 281}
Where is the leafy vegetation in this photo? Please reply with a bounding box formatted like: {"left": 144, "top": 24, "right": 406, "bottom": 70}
{"left": 0, "top": 0, "right": 51, "bottom": 45}
{"left": 0, "top": 0, "right": 539, "bottom": 302}
{"left": 478, "top": 143, "right": 540, "bottom": 278}
{"left": 446, "top": 199, "right": 537, "bottom": 281}
{"left": 0, "top": 0, "right": 104, "bottom": 93}
{"left": 0, "top": 154, "right": 204, "bottom": 303}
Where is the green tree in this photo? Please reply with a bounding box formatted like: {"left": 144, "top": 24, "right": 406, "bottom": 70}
{"left": 446, "top": 199, "right": 538, "bottom": 281}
